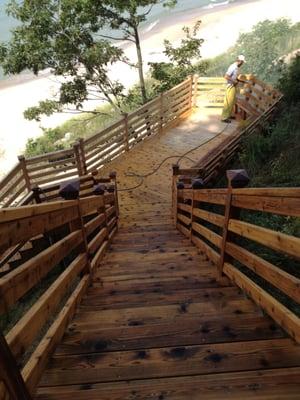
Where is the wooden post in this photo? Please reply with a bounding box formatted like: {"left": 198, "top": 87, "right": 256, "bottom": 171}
{"left": 74, "top": 143, "right": 84, "bottom": 177}
{"left": 218, "top": 169, "right": 250, "bottom": 278}
{"left": 18, "top": 155, "right": 31, "bottom": 193}
{"left": 159, "top": 92, "right": 164, "bottom": 134}
{"left": 192, "top": 74, "right": 199, "bottom": 108}
{"left": 78, "top": 138, "right": 87, "bottom": 175}
{"left": 109, "top": 171, "right": 119, "bottom": 218}
{"left": 69, "top": 199, "right": 92, "bottom": 276}
{"left": 190, "top": 189, "right": 194, "bottom": 241}
{"left": 188, "top": 75, "right": 193, "bottom": 111}
{"left": 190, "top": 179, "right": 204, "bottom": 242}
{"left": 172, "top": 164, "right": 179, "bottom": 224}
{"left": 123, "top": 113, "right": 129, "bottom": 151}
{"left": 32, "top": 186, "right": 42, "bottom": 204}
{"left": 0, "top": 331, "right": 32, "bottom": 400}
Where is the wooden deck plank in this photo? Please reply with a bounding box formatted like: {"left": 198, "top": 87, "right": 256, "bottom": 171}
{"left": 68, "top": 298, "right": 260, "bottom": 331}
{"left": 35, "top": 368, "right": 300, "bottom": 400}
{"left": 40, "top": 338, "right": 300, "bottom": 386}
{"left": 55, "top": 314, "right": 285, "bottom": 356}
{"left": 80, "top": 286, "right": 241, "bottom": 309}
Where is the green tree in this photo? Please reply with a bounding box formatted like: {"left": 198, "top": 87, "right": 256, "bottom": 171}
{"left": 0, "top": 0, "right": 177, "bottom": 121}
{"left": 278, "top": 55, "right": 300, "bottom": 105}
{"left": 150, "top": 21, "right": 208, "bottom": 91}
{"left": 234, "top": 19, "right": 294, "bottom": 82}
{"left": 203, "top": 19, "right": 300, "bottom": 83}
{"left": 96, "top": 0, "right": 177, "bottom": 103}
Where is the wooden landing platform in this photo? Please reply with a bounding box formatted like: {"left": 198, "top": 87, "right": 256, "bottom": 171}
{"left": 99, "top": 107, "right": 238, "bottom": 211}
{"left": 36, "top": 204, "right": 300, "bottom": 399}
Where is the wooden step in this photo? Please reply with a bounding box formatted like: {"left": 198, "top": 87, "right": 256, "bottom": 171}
{"left": 69, "top": 297, "right": 259, "bottom": 330}
{"left": 36, "top": 367, "right": 300, "bottom": 400}
{"left": 56, "top": 313, "right": 285, "bottom": 356}
{"left": 81, "top": 286, "right": 241, "bottom": 310}
{"left": 40, "top": 338, "right": 300, "bottom": 387}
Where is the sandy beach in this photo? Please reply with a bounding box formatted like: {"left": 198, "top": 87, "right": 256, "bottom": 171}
{"left": 0, "top": 0, "right": 300, "bottom": 176}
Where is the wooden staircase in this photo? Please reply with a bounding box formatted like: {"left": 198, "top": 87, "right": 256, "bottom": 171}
{"left": 35, "top": 204, "right": 300, "bottom": 400}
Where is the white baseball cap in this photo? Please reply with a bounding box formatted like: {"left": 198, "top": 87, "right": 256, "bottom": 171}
{"left": 237, "top": 55, "right": 246, "bottom": 62}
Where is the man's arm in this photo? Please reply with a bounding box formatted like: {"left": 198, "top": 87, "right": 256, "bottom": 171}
{"left": 224, "top": 73, "right": 238, "bottom": 85}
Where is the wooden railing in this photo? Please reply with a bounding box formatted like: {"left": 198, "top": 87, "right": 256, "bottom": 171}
{"left": 195, "top": 75, "right": 282, "bottom": 117}
{"left": 172, "top": 77, "right": 282, "bottom": 186}
{"left": 1, "top": 74, "right": 280, "bottom": 208}
{"left": 174, "top": 169, "right": 300, "bottom": 344}
{"left": 0, "top": 77, "right": 195, "bottom": 208}
{"left": 0, "top": 178, "right": 118, "bottom": 398}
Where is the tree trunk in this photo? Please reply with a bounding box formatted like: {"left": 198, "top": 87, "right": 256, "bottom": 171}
{"left": 133, "top": 26, "right": 147, "bottom": 103}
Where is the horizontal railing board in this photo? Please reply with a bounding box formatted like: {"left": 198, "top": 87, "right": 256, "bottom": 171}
{"left": 192, "top": 235, "right": 220, "bottom": 265}
{"left": 0, "top": 163, "right": 22, "bottom": 191}
{"left": 27, "top": 157, "right": 77, "bottom": 173}
{"left": 28, "top": 164, "right": 77, "bottom": 181}
{"left": 85, "top": 214, "right": 106, "bottom": 237}
{"left": 226, "top": 241, "right": 300, "bottom": 304}
{"left": 0, "top": 174, "right": 25, "bottom": 203}
{"left": 228, "top": 219, "right": 300, "bottom": 260}
{"left": 86, "top": 140, "right": 125, "bottom": 168}
{"left": 6, "top": 252, "right": 87, "bottom": 360}
{"left": 33, "top": 171, "right": 79, "bottom": 187}
{"left": 224, "top": 262, "right": 300, "bottom": 343}
{"left": 231, "top": 194, "right": 300, "bottom": 217}
{"left": 83, "top": 119, "right": 124, "bottom": 148}
{"left": 25, "top": 148, "right": 75, "bottom": 165}
{"left": 177, "top": 213, "right": 190, "bottom": 226}
{"left": 192, "top": 222, "right": 222, "bottom": 248}
{"left": 22, "top": 275, "right": 89, "bottom": 394}
{"left": 193, "top": 208, "right": 225, "bottom": 228}
{"left": 88, "top": 227, "right": 108, "bottom": 255}
{"left": 0, "top": 230, "right": 83, "bottom": 314}
{"left": 0, "top": 207, "right": 79, "bottom": 254}
{"left": 2, "top": 185, "right": 27, "bottom": 208}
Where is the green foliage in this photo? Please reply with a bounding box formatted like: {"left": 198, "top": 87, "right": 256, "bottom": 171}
{"left": 201, "top": 19, "right": 300, "bottom": 84}
{"left": 25, "top": 128, "right": 65, "bottom": 157}
{"left": 278, "top": 55, "right": 300, "bottom": 105}
{"left": 0, "top": 0, "right": 128, "bottom": 120}
{"left": 1, "top": 0, "right": 178, "bottom": 120}
{"left": 150, "top": 21, "right": 208, "bottom": 91}
{"left": 238, "top": 104, "right": 300, "bottom": 186}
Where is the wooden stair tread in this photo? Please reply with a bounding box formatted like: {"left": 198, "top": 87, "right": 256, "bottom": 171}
{"left": 80, "top": 286, "right": 242, "bottom": 309}
{"left": 40, "top": 338, "right": 300, "bottom": 386}
{"left": 35, "top": 367, "right": 300, "bottom": 400}
{"left": 69, "top": 298, "right": 260, "bottom": 330}
{"left": 56, "top": 314, "right": 285, "bottom": 356}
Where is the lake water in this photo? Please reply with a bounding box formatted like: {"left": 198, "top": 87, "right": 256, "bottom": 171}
{"left": 0, "top": 0, "right": 235, "bottom": 81}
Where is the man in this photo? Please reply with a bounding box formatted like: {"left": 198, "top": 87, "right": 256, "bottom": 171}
{"left": 221, "top": 55, "right": 246, "bottom": 123}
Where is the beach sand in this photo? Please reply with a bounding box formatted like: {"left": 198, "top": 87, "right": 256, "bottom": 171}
{"left": 0, "top": 0, "right": 299, "bottom": 176}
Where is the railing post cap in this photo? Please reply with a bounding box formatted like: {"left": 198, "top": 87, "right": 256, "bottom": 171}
{"left": 226, "top": 169, "right": 250, "bottom": 188}
{"left": 18, "top": 155, "right": 25, "bottom": 161}
{"left": 94, "top": 183, "right": 106, "bottom": 196}
{"left": 192, "top": 178, "right": 205, "bottom": 190}
{"left": 59, "top": 179, "right": 80, "bottom": 200}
